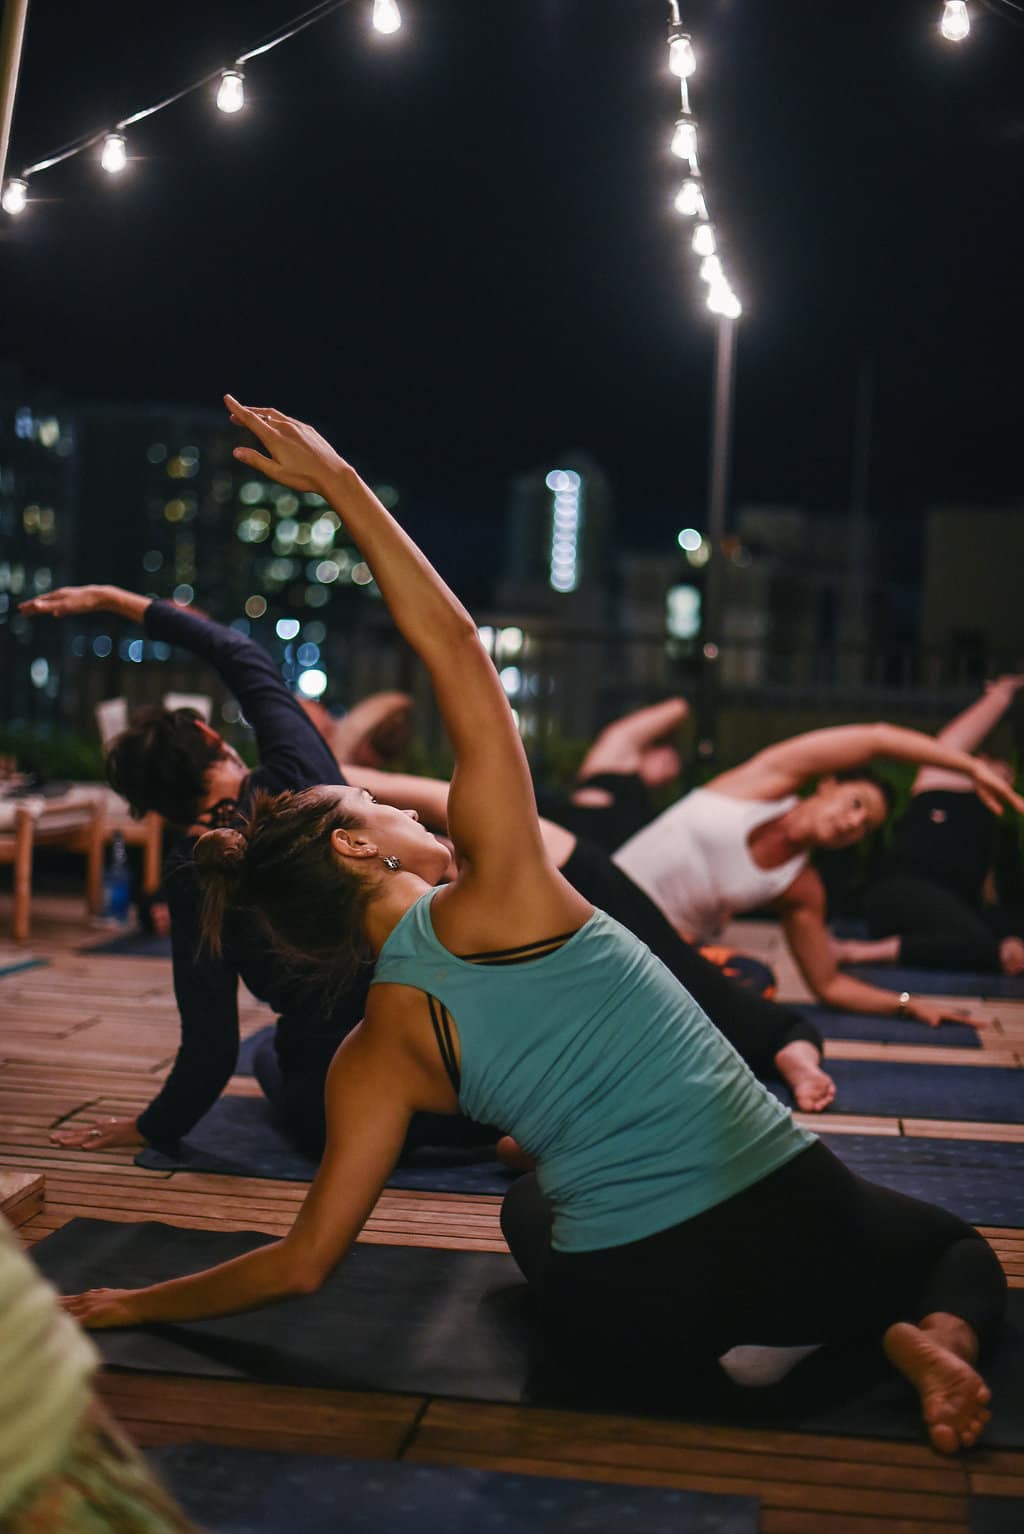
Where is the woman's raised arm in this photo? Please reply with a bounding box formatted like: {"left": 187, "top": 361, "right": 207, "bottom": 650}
{"left": 718, "top": 721, "right": 1024, "bottom": 817}
{"left": 226, "top": 397, "right": 545, "bottom": 881}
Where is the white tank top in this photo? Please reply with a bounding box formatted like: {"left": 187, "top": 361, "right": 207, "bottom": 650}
{"left": 613, "top": 787, "right": 808, "bottom": 941}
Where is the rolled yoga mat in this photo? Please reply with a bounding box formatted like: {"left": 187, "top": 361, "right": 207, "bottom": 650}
{"left": 31, "top": 1218, "right": 1024, "bottom": 1449}
{"left": 136, "top": 1093, "right": 514, "bottom": 1195}
{"left": 846, "top": 964, "right": 1024, "bottom": 1000}
{"left": 146, "top": 1444, "right": 759, "bottom": 1534}
{"left": 81, "top": 931, "right": 173, "bottom": 959}
{"left": 770, "top": 1059, "right": 1024, "bottom": 1124}
{"left": 820, "top": 1133, "right": 1024, "bottom": 1228}
{"left": 797, "top": 1004, "right": 982, "bottom": 1049}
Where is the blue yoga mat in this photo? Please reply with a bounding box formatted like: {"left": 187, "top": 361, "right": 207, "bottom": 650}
{"left": 820, "top": 1133, "right": 1024, "bottom": 1227}
{"left": 799, "top": 1004, "right": 982, "bottom": 1049}
{"left": 0, "top": 955, "right": 47, "bottom": 979}
{"left": 771, "top": 1059, "right": 1024, "bottom": 1124}
{"left": 234, "top": 1025, "right": 272, "bottom": 1076}
{"left": 136, "top": 1094, "right": 514, "bottom": 1195}
{"left": 847, "top": 963, "right": 1024, "bottom": 1000}
{"left": 146, "top": 1445, "right": 758, "bottom": 1534}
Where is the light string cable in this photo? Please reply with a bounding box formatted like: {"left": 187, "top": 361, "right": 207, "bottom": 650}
{"left": 665, "top": 1, "right": 741, "bottom": 319}
{"left": 2, "top": 0, "right": 402, "bottom": 214}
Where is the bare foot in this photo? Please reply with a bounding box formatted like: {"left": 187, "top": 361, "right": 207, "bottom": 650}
{"left": 576, "top": 698, "right": 688, "bottom": 782}
{"left": 496, "top": 1135, "right": 536, "bottom": 1173}
{"left": 775, "top": 1040, "right": 836, "bottom": 1113}
{"left": 1000, "top": 937, "right": 1024, "bottom": 976}
{"left": 329, "top": 692, "right": 413, "bottom": 768}
{"left": 883, "top": 1319, "right": 991, "bottom": 1454}
{"left": 830, "top": 935, "right": 901, "bottom": 967}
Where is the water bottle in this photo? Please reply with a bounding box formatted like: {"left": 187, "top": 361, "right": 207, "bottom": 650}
{"left": 103, "top": 832, "right": 133, "bottom": 924}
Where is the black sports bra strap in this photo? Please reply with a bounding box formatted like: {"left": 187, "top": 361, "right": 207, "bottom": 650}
{"left": 427, "top": 993, "right": 461, "bottom": 1095}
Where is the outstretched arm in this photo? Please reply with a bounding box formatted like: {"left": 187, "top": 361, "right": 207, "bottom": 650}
{"left": 913, "top": 676, "right": 1024, "bottom": 795}
{"left": 715, "top": 722, "right": 1023, "bottom": 818}
{"left": 61, "top": 999, "right": 428, "bottom": 1329}
{"left": 778, "top": 869, "right": 981, "bottom": 1029}
{"left": 225, "top": 398, "right": 547, "bottom": 884}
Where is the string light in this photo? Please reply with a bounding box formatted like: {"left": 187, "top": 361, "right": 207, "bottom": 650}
{"left": 674, "top": 177, "right": 705, "bottom": 217}
{"left": 372, "top": 0, "right": 402, "bottom": 34}
{"left": 2, "top": 0, "right": 405, "bottom": 217}
{"left": 216, "top": 69, "right": 246, "bottom": 113}
{"left": 941, "top": 1, "right": 971, "bottom": 40}
{"left": 668, "top": 29, "right": 697, "bottom": 79}
{"left": 1, "top": 178, "right": 28, "bottom": 214}
{"left": 692, "top": 221, "right": 716, "bottom": 257}
{"left": 671, "top": 116, "right": 698, "bottom": 164}
{"left": 100, "top": 133, "right": 127, "bottom": 174}
{"left": 664, "top": 3, "right": 742, "bottom": 320}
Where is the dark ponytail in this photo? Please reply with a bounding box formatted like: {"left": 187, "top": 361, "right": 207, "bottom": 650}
{"left": 194, "top": 788, "right": 375, "bottom": 1002}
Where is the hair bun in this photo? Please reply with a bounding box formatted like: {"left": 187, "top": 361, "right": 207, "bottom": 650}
{"left": 194, "top": 826, "right": 247, "bottom": 874}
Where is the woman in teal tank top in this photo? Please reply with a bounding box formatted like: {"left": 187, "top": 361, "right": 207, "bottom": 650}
{"left": 60, "top": 400, "right": 1004, "bottom": 1455}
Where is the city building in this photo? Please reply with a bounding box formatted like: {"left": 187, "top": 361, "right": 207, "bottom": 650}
{"left": 0, "top": 377, "right": 79, "bottom": 732}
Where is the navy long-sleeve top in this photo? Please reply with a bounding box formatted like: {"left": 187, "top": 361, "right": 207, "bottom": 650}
{"left": 135, "top": 601, "right": 368, "bottom": 1146}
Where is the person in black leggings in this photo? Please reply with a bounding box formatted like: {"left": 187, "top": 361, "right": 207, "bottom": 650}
{"left": 501, "top": 1145, "right": 1006, "bottom": 1424}
{"left": 833, "top": 677, "right": 1024, "bottom": 977}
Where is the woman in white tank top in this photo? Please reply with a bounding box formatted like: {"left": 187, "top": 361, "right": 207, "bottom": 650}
{"left": 614, "top": 722, "right": 1023, "bottom": 1031}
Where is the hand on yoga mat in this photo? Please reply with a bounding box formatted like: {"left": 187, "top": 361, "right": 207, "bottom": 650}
{"left": 50, "top": 1117, "right": 146, "bottom": 1150}
{"left": 60, "top": 1287, "right": 141, "bottom": 1329}
{"left": 908, "top": 999, "right": 984, "bottom": 1031}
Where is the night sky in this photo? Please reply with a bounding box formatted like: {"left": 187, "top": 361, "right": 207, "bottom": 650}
{"left": 3, "top": 0, "right": 1024, "bottom": 587}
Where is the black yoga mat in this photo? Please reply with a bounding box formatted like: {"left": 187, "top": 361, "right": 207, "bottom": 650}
{"left": 81, "top": 929, "right": 173, "bottom": 958}
{"left": 136, "top": 1093, "right": 514, "bottom": 1195}
{"left": 31, "top": 1218, "right": 1024, "bottom": 1448}
{"left": 799, "top": 1004, "right": 982, "bottom": 1049}
{"left": 770, "top": 1059, "right": 1024, "bottom": 1124}
{"left": 970, "top": 1495, "right": 1024, "bottom": 1534}
{"left": 820, "top": 1132, "right": 1024, "bottom": 1227}
{"left": 146, "top": 1444, "right": 759, "bottom": 1534}
{"left": 846, "top": 963, "right": 1024, "bottom": 1000}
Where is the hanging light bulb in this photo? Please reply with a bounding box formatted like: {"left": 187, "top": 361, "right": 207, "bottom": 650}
{"left": 668, "top": 33, "right": 697, "bottom": 79}
{"left": 1, "top": 177, "right": 28, "bottom": 215}
{"left": 700, "top": 254, "right": 724, "bottom": 286}
{"left": 940, "top": 1, "right": 970, "bottom": 41}
{"left": 674, "top": 177, "right": 704, "bottom": 217}
{"left": 372, "top": 0, "right": 402, "bottom": 34}
{"left": 100, "top": 132, "right": 127, "bottom": 174}
{"left": 671, "top": 118, "right": 698, "bottom": 162}
{"left": 217, "top": 69, "right": 245, "bottom": 113}
{"left": 707, "top": 281, "right": 741, "bottom": 319}
{"left": 692, "top": 221, "right": 716, "bottom": 257}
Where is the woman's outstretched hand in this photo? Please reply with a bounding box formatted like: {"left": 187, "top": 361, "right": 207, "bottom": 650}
{"left": 225, "top": 395, "right": 347, "bottom": 494}
{"left": 970, "top": 758, "right": 1024, "bottom": 818}
{"left": 60, "top": 1288, "right": 141, "bottom": 1330}
{"left": 18, "top": 585, "right": 113, "bottom": 619}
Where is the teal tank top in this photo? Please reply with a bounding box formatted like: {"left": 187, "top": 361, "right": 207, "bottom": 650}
{"left": 372, "top": 888, "right": 816, "bottom": 1253}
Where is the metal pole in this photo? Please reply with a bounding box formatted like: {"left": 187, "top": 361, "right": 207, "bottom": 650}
{"left": 0, "top": 0, "right": 30, "bottom": 192}
{"left": 697, "top": 312, "right": 737, "bottom": 761}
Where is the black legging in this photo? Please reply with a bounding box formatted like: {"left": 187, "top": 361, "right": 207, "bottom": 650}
{"left": 865, "top": 875, "right": 1021, "bottom": 972}
{"left": 537, "top": 772, "right": 656, "bottom": 855}
{"left": 501, "top": 1141, "right": 1007, "bottom": 1402}
{"left": 561, "top": 838, "right": 821, "bottom": 1075}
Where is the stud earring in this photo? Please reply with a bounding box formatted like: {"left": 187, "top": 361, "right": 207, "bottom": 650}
{"left": 380, "top": 853, "right": 402, "bottom": 871}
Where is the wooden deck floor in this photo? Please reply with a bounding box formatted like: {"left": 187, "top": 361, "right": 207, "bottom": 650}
{"left": 2, "top": 896, "right": 1023, "bottom": 1532}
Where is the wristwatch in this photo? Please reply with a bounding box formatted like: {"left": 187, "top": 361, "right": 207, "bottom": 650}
{"left": 896, "top": 991, "right": 912, "bottom": 1018}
